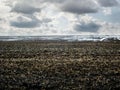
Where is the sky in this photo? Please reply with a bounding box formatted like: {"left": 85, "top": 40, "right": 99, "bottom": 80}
{"left": 0, "top": 0, "right": 120, "bottom": 36}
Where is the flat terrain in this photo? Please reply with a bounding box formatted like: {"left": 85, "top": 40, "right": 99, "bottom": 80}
{"left": 0, "top": 41, "right": 120, "bottom": 90}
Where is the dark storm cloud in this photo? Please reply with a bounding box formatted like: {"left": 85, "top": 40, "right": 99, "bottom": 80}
{"left": 0, "top": 18, "right": 2, "bottom": 21}
{"left": 42, "top": 18, "right": 52, "bottom": 23}
{"left": 6, "top": 0, "right": 119, "bottom": 15}
{"left": 10, "top": 16, "right": 40, "bottom": 28}
{"left": 74, "top": 22, "right": 101, "bottom": 32}
{"left": 46, "top": 0, "right": 64, "bottom": 3}
{"left": 98, "top": 0, "right": 119, "bottom": 7}
{"left": 41, "top": 0, "right": 98, "bottom": 14}
{"left": 61, "top": 5, "right": 98, "bottom": 14}
{"left": 43, "top": 0, "right": 120, "bottom": 15}
{"left": 10, "top": 15, "right": 52, "bottom": 28}
{"left": 11, "top": 2, "right": 41, "bottom": 14}
{"left": 44, "top": 0, "right": 119, "bottom": 14}
{"left": 59, "top": 0, "right": 99, "bottom": 14}
{"left": 9, "top": 0, "right": 118, "bottom": 15}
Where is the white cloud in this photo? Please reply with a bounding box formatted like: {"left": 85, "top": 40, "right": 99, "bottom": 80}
{"left": 102, "top": 8, "right": 112, "bottom": 15}
{"left": 98, "top": 22, "right": 120, "bottom": 35}
{"left": 0, "top": 0, "right": 119, "bottom": 35}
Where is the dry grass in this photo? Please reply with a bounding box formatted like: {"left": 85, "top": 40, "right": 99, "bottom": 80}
{"left": 0, "top": 41, "right": 120, "bottom": 90}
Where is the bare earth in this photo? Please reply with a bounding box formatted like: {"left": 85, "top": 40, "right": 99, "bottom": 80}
{"left": 0, "top": 41, "right": 120, "bottom": 90}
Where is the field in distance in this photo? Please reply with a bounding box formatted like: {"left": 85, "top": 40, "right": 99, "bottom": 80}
{"left": 0, "top": 41, "right": 120, "bottom": 90}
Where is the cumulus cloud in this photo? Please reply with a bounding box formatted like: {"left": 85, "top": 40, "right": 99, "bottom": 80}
{"left": 4, "top": 0, "right": 120, "bottom": 15}
{"left": 0, "top": 0, "right": 120, "bottom": 35}
{"left": 72, "top": 15, "right": 101, "bottom": 33}
{"left": 58, "top": 0, "right": 99, "bottom": 14}
{"left": 45, "top": 0, "right": 64, "bottom": 3}
{"left": 74, "top": 22, "right": 101, "bottom": 32}
{"left": 10, "top": 14, "right": 52, "bottom": 28}
{"left": 98, "top": 0, "right": 119, "bottom": 7}
{"left": 44, "top": 0, "right": 119, "bottom": 14}
{"left": 11, "top": 3, "right": 41, "bottom": 14}
{"left": 10, "top": 15, "right": 40, "bottom": 28}
{"left": 102, "top": 8, "right": 112, "bottom": 15}
{"left": 98, "top": 22, "right": 120, "bottom": 35}
{"left": 42, "top": 18, "right": 52, "bottom": 23}
{"left": 5, "top": 0, "right": 53, "bottom": 29}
